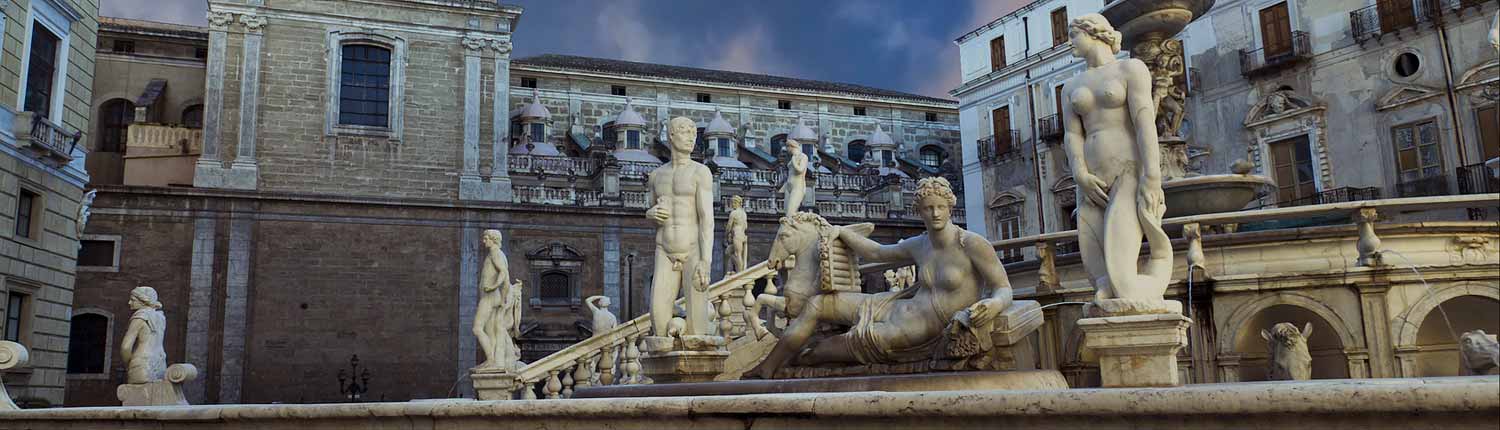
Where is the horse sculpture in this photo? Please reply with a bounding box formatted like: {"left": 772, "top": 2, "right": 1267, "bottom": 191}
{"left": 1262, "top": 322, "right": 1313, "bottom": 381}
{"left": 743, "top": 212, "right": 871, "bottom": 339}
{"left": 1460, "top": 329, "right": 1499, "bottom": 375}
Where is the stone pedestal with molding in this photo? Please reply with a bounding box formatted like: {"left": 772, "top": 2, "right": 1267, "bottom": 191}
{"left": 1078, "top": 300, "right": 1192, "bottom": 388}
{"left": 471, "top": 370, "right": 526, "bottom": 400}
{"left": 118, "top": 363, "right": 199, "bottom": 406}
{"left": 640, "top": 335, "right": 728, "bottom": 384}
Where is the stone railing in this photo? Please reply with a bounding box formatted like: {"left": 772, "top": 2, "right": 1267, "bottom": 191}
{"left": 125, "top": 123, "right": 202, "bottom": 156}
{"left": 13, "top": 111, "right": 82, "bottom": 164}
{"left": 719, "top": 167, "right": 780, "bottom": 187}
{"left": 513, "top": 186, "right": 603, "bottom": 206}
{"left": 816, "top": 201, "right": 889, "bottom": 219}
{"left": 513, "top": 261, "right": 776, "bottom": 398}
{"left": 622, "top": 191, "right": 650, "bottom": 209}
{"left": 815, "top": 172, "right": 877, "bottom": 192}
{"left": 728, "top": 196, "right": 784, "bottom": 215}
{"left": 617, "top": 161, "right": 658, "bottom": 181}
{"left": 509, "top": 155, "right": 596, "bottom": 177}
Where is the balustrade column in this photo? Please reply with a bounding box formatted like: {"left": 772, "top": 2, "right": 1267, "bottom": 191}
{"left": 544, "top": 370, "right": 562, "bottom": 399}
{"left": 1036, "top": 240, "right": 1059, "bottom": 292}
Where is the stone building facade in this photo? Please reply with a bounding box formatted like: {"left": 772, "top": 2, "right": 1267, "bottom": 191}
{"left": 65, "top": 0, "right": 963, "bottom": 405}
{"left": 0, "top": 0, "right": 97, "bottom": 407}
{"left": 952, "top": 0, "right": 1499, "bottom": 387}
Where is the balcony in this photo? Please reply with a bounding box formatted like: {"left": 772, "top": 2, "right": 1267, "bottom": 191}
{"left": 1240, "top": 31, "right": 1311, "bottom": 78}
{"left": 1278, "top": 186, "right": 1382, "bottom": 208}
{"left": 718, "top": 167, "right": 780, "bottom": 187}
{"left": 1395, "top": 174, "right": 1451, "bottom": 197}
{"left": 1351, "top": 0, "right": 1484, "bottom": 43}
{"left": 509, "top": 154, "right": 597, "bottom": 178}
{"left": 1037, "top": 114, "right": 1063, "bottom": 143}
{"left": 14, "top": 111, "right": 82, "bottom": 164}
{"left": 815, "top": 172, "right": 879, "bottom": 192}
{"left": 1456, "top": 162, "right": 1500, "bottom": 195}
{"left": 975, "top": 130, "right": 1022, "bottom": 164}
{"left": 123, "top": 123, "right": 203, "bottom": 187}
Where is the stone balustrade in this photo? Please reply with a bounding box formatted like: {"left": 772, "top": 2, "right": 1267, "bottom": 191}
{"left": 814, "top": 172, "right": 876, "bottom": 192}
{"left": 718, "top": 167, "right": 780, "bottom": 187}
{"left": 617, "top": 161, "right": 658, "bottom": 181}
{"left": 13, "top": 111, "right": 82, "bottom": 164}
{"left": 509, "top": 155, "right": 596, "bottom": 177}
{"left": 512, "top": 186, "right": 603, "bottom": 206}
{"left": 125, "top": 124, "right": 203, "bottom": 156}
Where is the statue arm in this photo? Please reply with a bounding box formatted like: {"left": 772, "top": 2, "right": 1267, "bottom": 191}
{"left": 696, "top": 167, "right": 715, "bottom": 265}
{"left": 838, "top": 229, "right": 913, "bottom": 265}
{"left": 120, "top": 318, "right": 144, "bottom": 364}
{"left": 791, "top": 154, "right": 807, "bottom": 173}
{"left": 1125, "top": 59, "right": 1162, "bottom": 187}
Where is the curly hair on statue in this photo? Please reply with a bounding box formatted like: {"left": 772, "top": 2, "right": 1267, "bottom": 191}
{"left": 1071, "top": 13, "right": 1123, "bottom": 54}
{"left": 914, "top": 176, "right": 958, "bottom": 207}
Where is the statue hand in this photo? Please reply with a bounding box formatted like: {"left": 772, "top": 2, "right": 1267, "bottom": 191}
{"left": 965, "top": 297, "right": 1011, "bottom": 327}
{"left": 1136, "top": 181, "right": 1166, "bottom": 220}
{"left": 694, "top": 265, "right": 711, "bottom": 291}
{"left": 1078, "top": 172, "right": 1110, "bottom": 208}
{"left": 648, "top": 205, "right": 669, "bottom": 225}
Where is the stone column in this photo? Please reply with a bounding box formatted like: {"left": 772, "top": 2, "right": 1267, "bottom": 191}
{"left": 461, "top": 36, "right": 484, "bottom": 182}
{"left": 184, "top": 217, "right": 216, "bottom": 403}
{"left": 457, "top": 222, "right": 481, "bottom": 382}
{"left": 194, "top": 11, "right": 233, "bottom": 187}
{"left": 226, "top": 13, "right": 265, "bottom": 190}
{"left": 490, "top": 39, "right": 514, "bottom": 200}
{"left": 219, "top": 207, "right": 253, "bottom": 403}
{"left": 1357, "top": 284, "right": 1394, "bottom": 378}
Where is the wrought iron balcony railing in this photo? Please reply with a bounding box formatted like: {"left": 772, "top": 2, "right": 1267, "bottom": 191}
{"left": 1037, "top": 114, "right": 1063, "bottom": 143}
{"left": 1456, "top": 162, "right": 1500, "bottom": 195}
{"left": 1240, "top": 31, "right": 1312, "bottom": 78}
{"left": 976, "top": 130, "right": 1023, "bottom": 164}
{"left": 1278, "top": 186, "right": 1382, "bottom": 208}
{"left": 1395, "top": 173, "right": 1451, "bottom": 198}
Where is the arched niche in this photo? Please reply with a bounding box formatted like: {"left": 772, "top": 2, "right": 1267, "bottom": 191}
{"left": 1405, "top": 294, "right": 1500, "bottom": 377}
{"left": 1218, "top": 292, "right": 1364, "bottom": 379}
{"left": 1230, "top": 304, "right": 1349, "bottom": 381}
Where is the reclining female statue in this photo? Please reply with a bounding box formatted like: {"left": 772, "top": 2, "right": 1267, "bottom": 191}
{"left": 745, "top": 177, "right": 1013, "bottom": 378}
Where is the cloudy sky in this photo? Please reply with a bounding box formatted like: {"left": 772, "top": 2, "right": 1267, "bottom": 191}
{"left": 102, "top": 0, "right": 1029, "bottom": 99}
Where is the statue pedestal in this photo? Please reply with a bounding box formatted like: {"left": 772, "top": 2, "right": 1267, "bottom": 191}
{"left": 471, "top": 369, "right": 524, "bottom": 400}
{"left": 1077, "top": 311, "right": 1191, "bottom": 388}
{"left": 117, "top": 363, "right": 198, "bottom": 406}
{"left": 641, "top": 335, "right": 728, "bottom": 384}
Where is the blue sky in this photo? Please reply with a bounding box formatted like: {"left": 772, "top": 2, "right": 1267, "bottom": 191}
{"left": 103, "top": 0, "right": 1029, "bottom": 99}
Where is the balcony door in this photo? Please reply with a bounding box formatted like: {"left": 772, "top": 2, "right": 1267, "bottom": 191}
{"left": 1477, "top": 105, "right": 1499, "bottom": 162}
{"left": 1378, "top": 0, "right": 1417, "bottom": 33}
{"left": 991, "top": 106, "right": 1011, "bottom": 155}
{"left": 1258, "top": 2, "right": 1292, "bottom": 59}
{"left": 1270, "top": 135, "right": 1316, "bottom": 203}
{"left": 990, "top": 36, "right": 1006, "bottom": 72}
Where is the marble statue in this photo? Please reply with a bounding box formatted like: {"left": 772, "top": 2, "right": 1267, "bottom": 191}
{"left": 781, "top": 139, "right": 809, "bottom": 216}
{"left": 1061, "top": 14, "right": 1174, "bottom": 313}
{"left": 1460, "top": 329, "right": 1499, "bottom": 375}
{"left": 882, "top": 266, "right": 917, "bottom": 292}
{"left": 883, "top": 269, "right": 900, "bottom": 292}
{"left": 1261, "top": 322, "right": 1312, "bottom": 381}
{"left": 118, "top": 286, "right": 198, "bottom": 406}
{"left": 586, "top": 296, "right": 618, "bottom": 337}
{"left": 123, "top": 287, "right": 168, "bottom": 384}
{"left": 76, "top": 189, "right": 96, "bottom": 240}
{"left": 0, "top": 341, "right": 28, "bottom": 410}
{"left": 745, "top": 177, "right": 1015, "bottom": 379}
{"left": 646, "top": 117, "right": 715, "bottom": 339}
{"left": 475, "top": 229, "right": 524, "bottom": 371}
{"left": 726, "top": 195, "right": 749, "bottom": 275}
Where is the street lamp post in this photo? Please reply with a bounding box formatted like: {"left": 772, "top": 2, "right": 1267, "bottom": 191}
{"left": 336, "top": 354, "right": 371, "bottom": 402}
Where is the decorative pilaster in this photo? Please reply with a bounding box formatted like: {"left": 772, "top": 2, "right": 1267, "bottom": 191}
{"left": 459, "top": 35, "right": 512, "bottom": 201}
{"left": 226, "top": 13, "right": 265, "bottom": 190}
{"left": 461, "top": 36, "right": 484, "bottom": 180}
{"left": 1356, "top": 284, "right": 1394, "bottom": 378}
{"left": 490, "top": 38, "right": 514, "bottom": 200}
{"left": 194, "top": 11, "right": 234, "bottom": 187}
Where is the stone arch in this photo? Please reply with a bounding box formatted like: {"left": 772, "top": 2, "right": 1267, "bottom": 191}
{"left": 846, "top": 139, "right": 868, "bottom": 164}
{"left": 1219, "top": 291, "right": 1362, "bottom": 354}
{"left": 1392, "top": 281, "right": 1500, "bottom": 349}
{"left": 988, "top": 191, "right": 1024, "bottom": 208}
{"left": 1226, "top": 302, "right": 1351, "bottom": 381}
{"left": 96, "top": 98, "right": 136, "bottom": 152}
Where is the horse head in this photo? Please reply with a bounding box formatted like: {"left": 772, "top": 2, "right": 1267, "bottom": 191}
{"left": 768, "top": 212, "right": 821, "bottom": 271}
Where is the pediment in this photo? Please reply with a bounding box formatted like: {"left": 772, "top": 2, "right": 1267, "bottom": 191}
{"left": 1245, "top": 89, "right": 1321, "bottom": 126}
{"left": 1376, "top": 85, "right": 1443, "bottom": 111}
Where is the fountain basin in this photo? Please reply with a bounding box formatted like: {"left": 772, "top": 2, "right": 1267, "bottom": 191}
{"left": 1163, "top": 174, "right": 1274, "bottom": 218}
{"left": 1102, "top": 0, "right": 1216, "bottom": 48}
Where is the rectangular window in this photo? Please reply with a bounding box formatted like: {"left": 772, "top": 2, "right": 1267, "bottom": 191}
{"left": 78, "top": 240, "right": 117, "bottom": 267}
{"left": 338, "top": 44, "right": 392, "bottom": 127}
{"left": 113, "top": 40, "right": 135, "bottom": 53}
{"left": 990, "top": 36, "right": 1006, "bottom": 71}
{"left": 611, "top": 85, "right": 627, "bottom": 96}
{"left": 1392, "top": 120, "right": 1444, "bottom": 182}
{"left": 1476, "top": 105, "right": 1499, "bottom": 162}
{"left": 16, "top": 189, "right": 39, "bottom": 239}
{"left": 194, "top": 47, "right": 208, "bottom": 59}
{"left": 717, "top": 138, "right": 731, "bottom": 157}
{"left": 925, "top": 112, "right": 938, "bottom": 122}
{"left": 881, "top": 150, "right": 893, "bottom": 166}
{"left": 626, "top": 130, "right": 640, "bottom": 149}
{"left": 778, "top": 100, "right": 791, "bottom": 110}
{"left": 997, "top": 216, "right": 1022, "bottom": 263}
{"left": 24, "top": 24, "right": 62, "bottom": 117}
{"left": 1051, "top": 7, "right": 1069, "bottom": 47}
{"left": 4, "top": 293, "right": 25, "bottom": 342}
{"left": 1378, "top": 0, "right": 1417, "bottom": 33}
{"left": 1258, "top": 2, "right": 1292, "bottom": 58}
{"left": 529, "top": 123, "right": 545, "bottom": 144}
{"left": 696, "top": 93, "right": 712, "bottom": 103}
{"left": 519, "top": 77, "right": 537, "bottom": 88}
{"left": 1270, "top": 135, "right": 1316, "bottom": 203}
{"left": 854, "top": 106, "right": 867, "bottom": 116}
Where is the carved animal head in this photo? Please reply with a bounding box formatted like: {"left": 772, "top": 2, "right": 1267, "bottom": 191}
{"left": 768, "top": 212, "right": 821, "bottom": 270}
{"left": 1460, "top": 329, "right": 1500, "bottom": 374}
{"left": 1262, "top": 322, "right": 1313, "bottom": 380}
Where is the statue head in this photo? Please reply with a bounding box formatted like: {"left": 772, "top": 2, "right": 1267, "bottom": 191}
{"left": 668, "top": 116, "right": 697, "bottom": 155}
{"left": 1069, "top": 14, "right": 1122, "bottom": 58}
{"left": 1460, "top": 329, "right": 1499, "bottom": 371}
{"left": 768, "top": 212, "right": 822, "bottom": 270}
{"left": 915, "top": 177, "right": 958, "bottom": 233}
{"left": 1261, "top": 322, "right": 1312, "bottom": 349}
{"left": 592, "top": 295, "right": 612, "bottom": 309}
{"left": 482, "top": 229, "right": 503, "bottom": 248}
{"left": 129, "top": 286, "right": 162, "bottom": 311}
{"left": 730, "top": 195, "right": 744, "bottom": 209}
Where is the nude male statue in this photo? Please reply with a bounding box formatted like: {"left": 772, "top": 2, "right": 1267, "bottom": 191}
{"left": 726, "top": 195, "right": 749, "bottom": 274}
{"left": 780, "top": 138, "right": 809, "bottom": 216}
{"left": 646, "top": 117, "right": 716, "bottom": 339}
{"left": 474, "top": 229, "right": 523, "bottom": 371}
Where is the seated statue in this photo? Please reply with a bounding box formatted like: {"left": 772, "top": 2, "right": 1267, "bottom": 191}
{"left": 745, "top": 177, "right": 1024, "bottom": 379}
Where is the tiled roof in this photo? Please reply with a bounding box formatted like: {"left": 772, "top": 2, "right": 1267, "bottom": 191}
{"left": 514, "top": 54, "right": 956, "bottom": 106}
{"left": 100, "top": 17, "right": 208, "bottom": 40}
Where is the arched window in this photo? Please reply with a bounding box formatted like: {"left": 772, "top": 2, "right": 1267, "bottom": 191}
{"left": 920, "top": 146, "right": 944, "bottom": 169}
{"left": 338, "top": 44, "right": 392, "bottom": 127}
{"left": 98, "top": 99, "right": 134, "bottom": 153}
{"left": 181, "top": 104, "right": 204, "bottom": 128}
{"left": 770, "top": 134, "right": 787, "bottom": 158}
{"left": 66, "top": 313, "right": 109, "bottom": 374}
{"left": 528, "top": 122, "right": 546, "bottom": 144}
{"left": 847, "top": 140, "right": 867, "bottom": 163}
{"left": 540, "top": 272, "right": 570, "bottom": 302}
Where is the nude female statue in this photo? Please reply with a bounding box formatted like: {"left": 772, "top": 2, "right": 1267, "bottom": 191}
{"left": 780, "top": 139, "right": 809, "bottom": 216}
{"left": 1061, "top": 14, "right": 1173, "bottom": 306}
{"left": 745, "top": 177, "right": 1013, "bottom": 378}
{"left": 121, "top": 286, "right": 167, "bottom": 384}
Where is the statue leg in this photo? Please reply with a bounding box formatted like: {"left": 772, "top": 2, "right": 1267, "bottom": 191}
{"left": 650, "top": 248, "right": 681, "bottom": 337}
{"left": 472, "top": 298, "right": 496, "bottom": 368}
{"left": 746, "top": 293, "right": 864, "bottom": 378}
{"left": 1101, "top": 174, "right": 1144, "bottom": 299}
{"left": 1077, "top": 200, "right": 1111, "bottom": 301}
{"left": 682, "top": 254, "right": 711, "bottom": 335}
